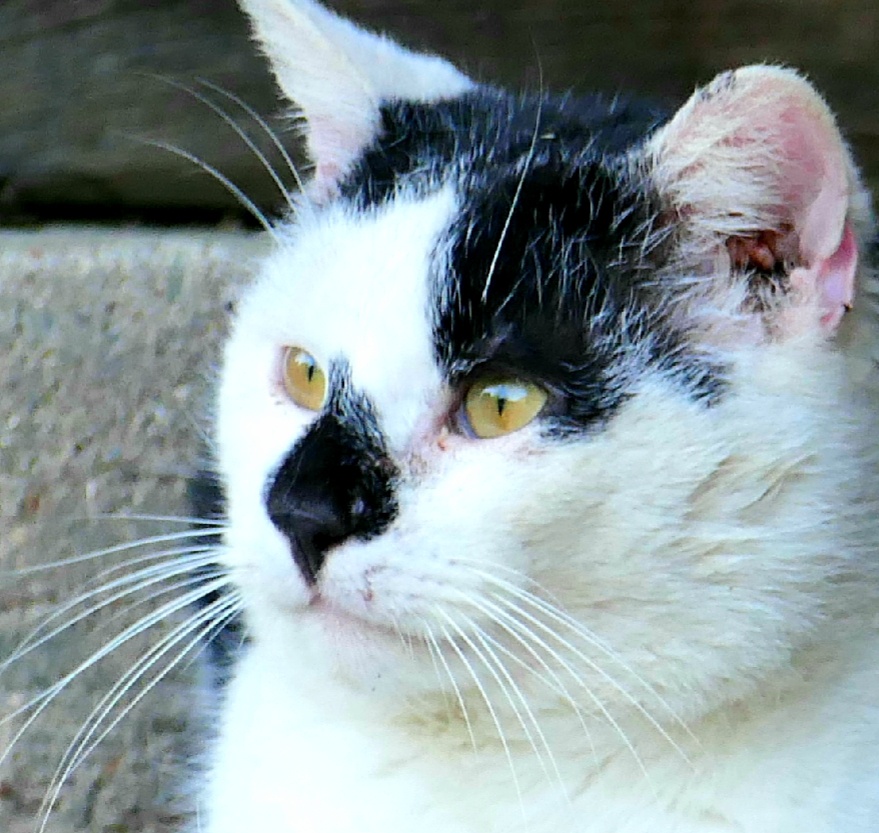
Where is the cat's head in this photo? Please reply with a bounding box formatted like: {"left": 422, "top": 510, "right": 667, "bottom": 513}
{"left": 218, "top": 0, "right": 878, "bottom": 731}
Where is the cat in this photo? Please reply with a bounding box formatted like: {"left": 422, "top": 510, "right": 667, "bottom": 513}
{"left": 196, "top": 1, "right": 879, "bottom": 831}
{"left": 14, "top": 0, "right": 879, "bottom": 830}
{"left": 182, "top": 1, "right": 879, "bottom": 830}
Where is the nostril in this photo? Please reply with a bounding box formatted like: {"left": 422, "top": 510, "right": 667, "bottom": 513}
{"left": 269, "top": 502, "right": 351, "bottom": 586}
{"left": 350, "top": 496, "right": 367, "bottom": 520}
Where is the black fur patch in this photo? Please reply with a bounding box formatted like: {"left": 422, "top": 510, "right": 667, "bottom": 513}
{"left": 439, "top": 148, "right": 723, "bottom": 434}
{"left": 187, "top": 472, "right": 246, "bottom": 686}
{"left": 265, "top": 363, "right": 399, "bottom": 585}
{"left": 340, "top": 89, "right": 723, "bottom": 433}
{"left": 339, "top": 89, "right": 666, "bottom": 208}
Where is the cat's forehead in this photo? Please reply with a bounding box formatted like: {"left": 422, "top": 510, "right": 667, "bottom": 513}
{"left": 339, "top": 89, "right": 667, "bottom": 206}
{"left": 244, "top": 90, "right": 718, "bottom": 440}
{"left": 263, "top": 188, "right": 454, "bottom": 360}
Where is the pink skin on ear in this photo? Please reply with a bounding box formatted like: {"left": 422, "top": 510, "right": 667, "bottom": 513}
{"left": 790, "top": 221, "right": 857, "bottom": 333}
{"left": 650, "top": 66, "right": 861, "bottom": 339}
{"left": 778, "top": 107, "right": 857, "bottom": 334}
{"left": 821, "top": 222, "right": 858, "bottom": 331}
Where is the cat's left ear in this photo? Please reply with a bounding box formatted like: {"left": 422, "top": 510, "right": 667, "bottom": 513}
{"left": 238, "top": 0, "right": 472, "bottom": 198}
{"left": 646, "top": 65, "right": 866, "bottom": 336}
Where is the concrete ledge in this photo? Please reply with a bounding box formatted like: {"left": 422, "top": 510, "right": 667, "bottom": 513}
{"left": 0, "top": 226, "right": 266, "bottom": 832}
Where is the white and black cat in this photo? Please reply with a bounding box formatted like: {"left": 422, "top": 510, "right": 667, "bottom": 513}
{"left": 21, "top": 0, "right": 879, "bottom": 830}
{"left": 190, "top": 1, "right": 879, "bottom": 830}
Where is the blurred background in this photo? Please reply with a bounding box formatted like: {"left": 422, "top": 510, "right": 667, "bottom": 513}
{"left": 2, "top": 0, "right": 878, "bottom": 227}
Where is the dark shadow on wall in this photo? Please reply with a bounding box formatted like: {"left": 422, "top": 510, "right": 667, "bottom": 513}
{"left": 2, "top": 0, "right": 877, "bottom": 225}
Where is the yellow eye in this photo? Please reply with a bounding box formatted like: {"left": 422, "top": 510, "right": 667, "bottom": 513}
{"left": 282, "top": 347, "right": 327, "bottom": 411}
{"left": 462, "top": 377, "right": 548, "bottom": 439}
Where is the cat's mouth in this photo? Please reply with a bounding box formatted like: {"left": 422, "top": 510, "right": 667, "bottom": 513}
{"left": 304, "top": 589, "right": 414, "bottom": 645}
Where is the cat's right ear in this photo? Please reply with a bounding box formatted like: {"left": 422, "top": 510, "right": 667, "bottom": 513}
{"left": 644, "top": 66, "right": 866, "bottom": 339}
{"left": 237, "top": 0, "right": 473, "bottom": 198}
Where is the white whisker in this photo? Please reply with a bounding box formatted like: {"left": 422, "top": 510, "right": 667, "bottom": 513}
{"left": 422, "top": 625, "right": 453, "bottom": 717}
{"left": 195, "top": 78, "right": 313, "bottom": 212}
{"left": 422, "top": 623, "right": 477, "bottom": 751}
{"left": 86, "top": 544, "right": 223, "bottom": 588}
{"left": 488, "top": 590, "right": 683, "bottom": 782}
{"left": 90, "top": 569, "right": 230, "bottom": 642}
{"left": 0, "top": 576, "right": 232, "bottom": 771}
{"left": 461, "top": 564, "right": 696, "bottom": 749}
{"left": 149, "top": 75, "right": 297, "bottom": 215}
{"left": 388, "top": 611, "right": 414, "bottom": 658}
{"left": 436, "top": 612, "right": 524, "bottom": 812}
{"left": 453, "top": 591, "right": 598, "bottom": 768}
{"left": 461, "top": 609, "right": 567, "bottom": 796}
{"left": 38, "top": 592, "right": 242, "bottom": 832}
{"left": 1, "top": 551, "right": 220, "bottom": 675}
{"left": 484, "top": 592, "right": 654, "bottom": 788}
{"left": 125, "top": 135, "right": 279, "bottom": 240}
{"left": 481, "top": 88, "right": 544, "bottom": 302}
{"left": 4, "top": 528, "right": 223, "bottom": 576}
{"left": 87, "top": 513, "right": 224, "bottom": 526}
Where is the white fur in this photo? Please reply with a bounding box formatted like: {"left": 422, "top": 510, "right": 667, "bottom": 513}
{"left": 202, "top": 3, "right": 879, "bottom": 831}
{"left": 238, "top": 0, "right": 472, "bottom": 196}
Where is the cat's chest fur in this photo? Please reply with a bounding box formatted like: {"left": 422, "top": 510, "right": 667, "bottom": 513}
{"left": 207, "top": 626, "right": 879, "bottom": 833}
{"left": 194, "top": 1, "right": 879, "bottom": 831}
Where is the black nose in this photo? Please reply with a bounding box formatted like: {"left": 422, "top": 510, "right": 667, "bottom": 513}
{"left": 268, "top": 497, "right": 353, "bottom": 586}
{"left": 265, "top": 406, "right": 398, "bottom": 585}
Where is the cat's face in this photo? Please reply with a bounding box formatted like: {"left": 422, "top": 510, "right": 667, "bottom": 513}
{"left": 217, "top": 0, "right": 874, "bottom": 726}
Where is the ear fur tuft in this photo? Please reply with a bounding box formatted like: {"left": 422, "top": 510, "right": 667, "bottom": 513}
{"left": 646, "top": 65, "right": 868, "bottom": 336}
{"left": 237, "top": 0, "right": 472, "bottom": 198}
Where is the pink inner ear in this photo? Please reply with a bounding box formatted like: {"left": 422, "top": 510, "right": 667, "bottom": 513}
{"left": 778, "top": 107, "right": 849, "bottom": 262}
{"left": 817, "top": 222, "right": 858, "bottom": 331}
{"left": 780, "top": 111, "right": 856, "bottom": 333}
{"left": 307, "top": 114, "right": 378, "bottom": 202}
{"left": 738, "top": 82, "right": 856, "bottom": 335}
{"left": 790, "top": 222, "right": 858, "bottom": 334}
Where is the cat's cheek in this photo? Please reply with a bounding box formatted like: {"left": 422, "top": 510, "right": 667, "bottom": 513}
{"left": 408, "top": 421, "right": 546, "bottom": 475}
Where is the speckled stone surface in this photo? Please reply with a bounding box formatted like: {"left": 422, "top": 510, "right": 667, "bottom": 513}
{"left": 0, "top": 227, "right": 266, "bottom": 833}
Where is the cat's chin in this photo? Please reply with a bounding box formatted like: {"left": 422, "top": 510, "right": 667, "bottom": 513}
{"left": 279, "top": 593, "right": 438, "bottom": 694}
